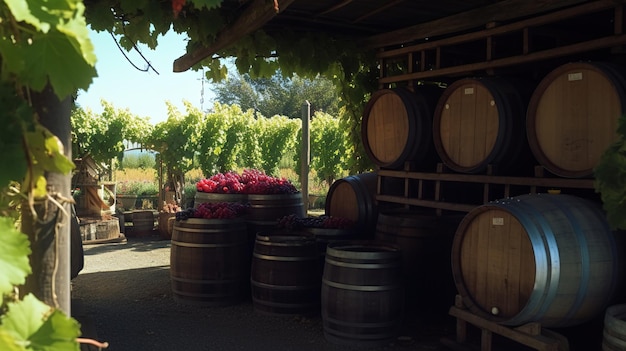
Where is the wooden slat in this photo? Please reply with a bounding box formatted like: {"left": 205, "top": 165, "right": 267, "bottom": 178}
{"left": 375, "top": 194, "right": 476, "bottom": 212}
{"left": 376, "top": 0, "right": 620, "bottom": 58}
{"left": 363, "top": 0, "right": 595, "bottom": 49}
{"left": 379, "top": 33, "right": 626, "bottom": 83}
{"left": 173, "top": 0, "right": 296, "bottom": 72}
{"left": 376, "top": 169, "right": 595, "bottom": 188}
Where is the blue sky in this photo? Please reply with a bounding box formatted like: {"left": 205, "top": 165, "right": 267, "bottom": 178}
{"left": 76, "top": 28, "right": 215, "bottom": 125}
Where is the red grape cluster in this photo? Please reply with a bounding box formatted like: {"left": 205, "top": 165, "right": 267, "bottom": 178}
{"left": 277, "top": 214, "right": 354, "bottom": 230}
{"left": 195, "top": 169, "right": 298, "bottom": 195}
{"left": 177, "top": 202, "right": 248, "bottom": 220}
{"left": 196, "top": 171, "right": 244, "bottom": 193}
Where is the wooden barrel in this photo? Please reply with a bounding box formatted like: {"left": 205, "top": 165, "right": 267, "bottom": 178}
{"left": 361, "top": 86, "right": 442, "bottom": 170}
{"left": 325, "top": 173, "right": 378, "bottom": 238}
{"left": 433, "top": 77, "right": 531, "bottom": 174}
{"left": 131, "top": 210, "right": 155, "bottom": 237}
{"left": 170, "top": 218, "right": 249, "bottom": 306}
{"left": 375, "top": 210, "right": 463, "bottom": 317}
{"left": 527, "top": 62, "right": 626, "bottom": 178}
{"left": 194, "top": 192, "right": 247, "bottom": 208}
{"left": 158, "top": 212, "right": 176, "bottom": 239}
{"left": 321, "top": 241, "right": 404, "bottom": 347}
{"left": 302, "top": 227, "right": 356, "bottom": 273}
{"left": 603, "top": 304, "right": 626, "bottom": 351}
{"left": 250, "top": 231, "right": 320, "bottom": 316}
{"left": 246, "top": 193, "right": 305, "bottom": 242}
{"left": 452, "top": 194, "right": 621, "bottom": 327}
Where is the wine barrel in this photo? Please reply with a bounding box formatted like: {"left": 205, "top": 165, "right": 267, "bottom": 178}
{"left": 375, "top": 210, "right": 463, "bottom": 316}
{"left": 452, "top": 194, "right": 621, "bottom": 327}
{"left": 527, "top": 62, "right": 626, "bottom": 178}
{"left": 325, "top": 173, "right": 377, "bottom": 238}
{"left": 170, "top": 218, "right": 249, "bottom": 306}
{"left": 246, "top": 193, "right": 305, "bottom": 243}
{"left": 361, "top": 86, "right": 442, "bottom": 170}
{"left": 131, "top": 210, "right": 155, "bottom": 237}
{"left": 433, "top": 77, "right": 531, "bottom": 174}
{"left": 321, "top": 241, "right": 404, "bottom": 347}
{"left": 250, "top": 232, "right": 320, "bottom": 316}
{"left": 194, "top": 192, "right": 247, "bottom": 208}
{"left": 603, "top": 304, "right": 626, "bottom": 351}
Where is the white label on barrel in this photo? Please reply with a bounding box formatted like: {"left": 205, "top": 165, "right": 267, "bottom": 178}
{"left": 464, "top": 87, "right": 474, "bottom": 95}
{"left": 568, "top": 72, "right": 583, "bottom": 81}
{"left": 492, "top": 217, "right": 504, "bottom": 225}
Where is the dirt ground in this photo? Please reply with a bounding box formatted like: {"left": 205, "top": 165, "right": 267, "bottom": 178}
{"left": 71, "top": 236, "right": 457, "bottom": 351}
{"left": 71, "top": 234, "right": 612, "bottom": 351}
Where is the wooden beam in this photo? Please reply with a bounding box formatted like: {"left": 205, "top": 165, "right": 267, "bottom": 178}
{"left": 351, "top": 0, "right": 407, "bottom": 24}
{"left": 316, "top": 0, "right": 354, "bottom": 16}
{"left": 362, "top": 0, "right": 596, "bottom": 49}
{"left": 173, "top": 0, "right": 296, "bottom": 72}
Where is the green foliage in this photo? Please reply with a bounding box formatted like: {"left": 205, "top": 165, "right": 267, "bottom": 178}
{"left": 594, "top": 114, "right": 626, "bottom": 230}
{"left": 1, "top": 0, "right": 96, "bottom": 100}
{"left": 255, "top": 115, "right": 301, "bottom": 176}
{"left": 1, "top": 1, "right": 90, "bottom": 348}
{"left": 71, "top": 101, "right": 153, "bottom": 166}
{"left": 120, "top": 152, "right": 155, "bottom": 169}
{"left": 0, "top": 217, "right": 31, "bottom": 306}
{"left": 214, "top": 71, "right": 339, "bottom": 118}
{"left": 0, "top": 294, "right": 80, "bottom": 351}
{"left": 310, "top": 112, "right": 346, "bottom": 185}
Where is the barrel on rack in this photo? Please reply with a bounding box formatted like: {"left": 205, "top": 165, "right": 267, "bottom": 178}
{"left": 325, "top": 173, "right": 378, "bottom": 238}
{"left": 527, "top": 62, "right": 626, "bottom": 178}
{"left": 361, "top": 86, "right": 442, "bottom": 170}
{"left": 452, "top": 194, "right": 621, "bottom": 328}
{"left": 321, "top": 241, "right": 404, "bottom": 347}
{"left": 250, "top": 231, "right": 320, "bottom": 316}
{"left": 433, "top": 77, "right": 532, "bottom": 174}
{"left": 375, "top": 209, "right": 463, "bottom": 317}
{"left": 170, "top": 218, "right": 249, "bottom": 306}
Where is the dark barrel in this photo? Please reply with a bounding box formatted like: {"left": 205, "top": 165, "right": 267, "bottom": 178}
{"left": 321, "top": 241, "right": 404, "bottom": 347}
{"left": 375, "top": 210, "right": 463, "bottom": 317}
{"left": 170, "top": 218, "right": 249, "bottom": 306}
{"left": 250, "top": 231, "right": 320, "bottom": 316}
{"left": 325, "top": 173, "right": 378, "bottom": 237}
{"left": 452, "top": 194, "right": 621, "bottom": 327}
{"left": 246, "top": 193, "right": 305, "bottom": 240}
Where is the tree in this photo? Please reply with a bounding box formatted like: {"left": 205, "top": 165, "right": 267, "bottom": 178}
{"left": 214, "top": 71, "right": 340, "bottom": 118}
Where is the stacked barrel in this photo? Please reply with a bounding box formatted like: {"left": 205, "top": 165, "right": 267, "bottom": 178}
{"left": 323, "top": 61, "right": 626, "bottom": 347}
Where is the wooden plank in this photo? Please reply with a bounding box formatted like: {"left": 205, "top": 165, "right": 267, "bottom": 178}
{"left": 375, "top": 195, "right": 476, "bottom": 212}
{"left": 376, "top": 169, "right": 595, "bottom": 188}
{"left": 364, "top": 0, "right": 595, "bottom": 49}
{"left": 449, "top": 306, "right": 561, "bottom": 351}
{"left": 378, "top": 34, "right": 626, "bottom": 83}
{"left": 376, "top": 0, "right": 620, "bottom": 58}
{"left": 173, "top": 0, "right": 296, "bottom": 72}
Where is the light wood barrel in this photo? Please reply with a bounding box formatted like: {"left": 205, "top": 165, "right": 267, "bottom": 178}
{"left": 527, "top": 62, "right": 626, "bottom": 178}
{"left": 433, "top": 77, "right": 531, "bottom": 174}
{"left": 452, "top": 194, "right": 621, "bottom": 328}
{"left": 361, "top": 86, "right": 441, "bottom": 170}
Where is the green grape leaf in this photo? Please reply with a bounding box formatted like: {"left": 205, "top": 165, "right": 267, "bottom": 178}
{"left": 24, "top": 124, "right": 75, "bottom": 175}
{"left": 0, "top": 329, "right": 24, "bottom": 351}
{"left": 0, "top": 217, "right": 32, "bottom": 304}
{"left": 0, "top": 294, "right": 80, "bottom": 351}
{"left": 0, "top": 90, "right": 30, "bottom": 188}
{"left": 23, "top": 30, "right": 96, "bottom": 100}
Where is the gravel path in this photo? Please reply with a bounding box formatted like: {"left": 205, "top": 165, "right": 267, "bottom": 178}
{"left": 71, "top": 236, "right": 456, "bottom": 351}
